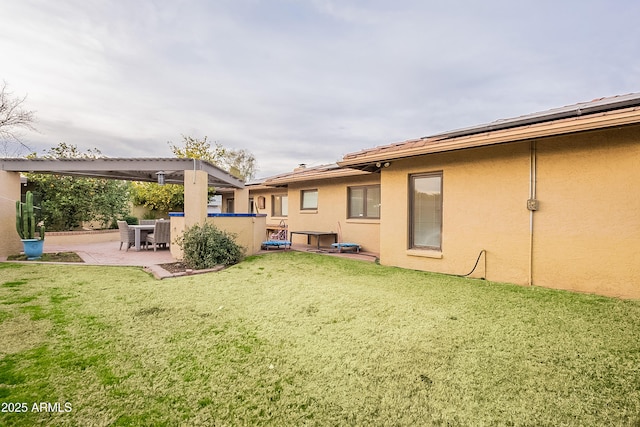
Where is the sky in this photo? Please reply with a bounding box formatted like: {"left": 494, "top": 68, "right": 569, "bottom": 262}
{"left": 1, "top": 0, "right": 639, "bottom": 178}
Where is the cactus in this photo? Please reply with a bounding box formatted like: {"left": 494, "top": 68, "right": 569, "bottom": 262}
{"left": 16, "top": 191, "right": 45, "bottom": 240}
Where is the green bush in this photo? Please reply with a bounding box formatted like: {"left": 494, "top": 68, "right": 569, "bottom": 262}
{"left": 178, "top": 223, "right": 244, "bottom": 269}
{"left": 123, "top": 216, "right": 139, "bottom": 225}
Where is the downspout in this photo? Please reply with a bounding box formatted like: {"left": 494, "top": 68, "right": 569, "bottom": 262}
{"left": 528, "top": 141, "right": 538, "bottom": 286}
{"left": 193, "top": 158, "right": 197, "bottom": 184}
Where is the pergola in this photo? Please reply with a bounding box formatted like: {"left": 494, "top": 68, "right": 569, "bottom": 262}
{"left": 0, "top": 157, "right": 245, "bottom": 187}
{"left": 0, "top": 158, "right": 247, "bottom": 258}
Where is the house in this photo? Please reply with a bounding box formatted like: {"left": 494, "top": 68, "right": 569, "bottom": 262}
{"left": 337, "top": 93, "right": 640, "bottom": 299}
{"left": 220, "top": 163, "right": 381, "bottom": 253}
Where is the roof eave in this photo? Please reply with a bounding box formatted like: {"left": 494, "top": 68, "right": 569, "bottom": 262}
{"left": 264, "top": 168, "right": 371, "bottom": 186}
{"left": 339, "top": 106, "right": 640, "bottom": 168}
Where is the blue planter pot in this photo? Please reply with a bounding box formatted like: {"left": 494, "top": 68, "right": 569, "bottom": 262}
{"left": 22, "top": 239, "right": 44, "bottom": 260}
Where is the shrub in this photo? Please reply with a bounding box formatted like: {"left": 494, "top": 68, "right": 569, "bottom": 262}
{"left": 178, "top": 223, "right": 245, "bottom": 269}
{"left": 123, "top": 216, "right": 139, "bottom": 225}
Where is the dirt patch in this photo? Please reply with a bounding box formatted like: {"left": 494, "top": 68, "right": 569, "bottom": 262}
{"left": 159, "top": 262, "right": 190, "bottom": 273}
{"left": 157, "top": 262, "right": 226, "bottom": 277}
{"left": 7, "top": 252, "right": 84, "bottom": 263}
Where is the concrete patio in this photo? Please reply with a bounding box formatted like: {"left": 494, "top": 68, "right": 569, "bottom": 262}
{"left": 1, "top": 240, "right": 378, "bottom": 280}
{"left": 44, "top": 241, "right": 175, "bottom": 267}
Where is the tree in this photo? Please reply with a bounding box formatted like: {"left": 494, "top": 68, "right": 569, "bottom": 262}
{"left": 41, "top": 142, "right": 102, "bottom": 159}
{"left": 0, "top": 81, "right": 37, "bottom": 157}
{"left": 223, "top": 148, "right": 257, "bottom": 182}
{"left": 27, "top": 143, "right": 132, "bottom": 231}
{"left": 168, "top": 135, "right": 257, "bottom": 181}
{"left": 132, "top": 135, "right": 257, "bottom": 214}
{"left": 131, "top": 181, "right": 184, "bottom": 214}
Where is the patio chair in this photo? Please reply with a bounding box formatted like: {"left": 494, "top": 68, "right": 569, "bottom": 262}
{"left": 146, "top": 219, "right": 171, "bottom": 251}
{"left": 117, "top": 220, "right": 135, "bottom": 251}
{"left": 140, "top": 219, "right": 156, "bottom": 225}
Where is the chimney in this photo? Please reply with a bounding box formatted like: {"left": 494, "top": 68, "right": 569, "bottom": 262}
{"left": 294, "top": 163, "right": 307, "bottom": 172}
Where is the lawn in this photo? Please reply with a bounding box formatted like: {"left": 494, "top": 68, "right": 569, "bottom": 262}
{"left": 1, "top": 251, "right": 639, "bottom": 426}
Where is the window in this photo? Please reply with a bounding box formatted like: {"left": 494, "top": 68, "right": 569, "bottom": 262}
{"left": 301, "top": 189, "right": 318, "bottom": 210}
{"left": 272, "top": 194, "right": 288, "bottom": 217}
{"left": 410, "top": 172, "right": 442, "bottom": 250}
{"left": 348, "top": 185, "right": 380, "bottom": 219}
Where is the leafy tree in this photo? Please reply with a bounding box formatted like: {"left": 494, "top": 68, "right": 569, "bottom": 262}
{"left": 131, "top": 181, "right": 184, "bottom": 213}
{"left": 224, "top": 148, "right": 257, "bottom": 182}
{"left": 168, "top": 135, "right": 257, "bottom": 180}
{"left": 42, "top": 142, "right": 101, "bottom": 159}
{"left": 133, "top": 135, "right": 257, "bottom": 213}
{"left": 0, "top": 80, "right": 37, "bottom": 157}
{"left": 27, "top": 143, "right": 132, "bottom": 231}
{"left": 168, "top": 135, "right": 226, "bottom": 163}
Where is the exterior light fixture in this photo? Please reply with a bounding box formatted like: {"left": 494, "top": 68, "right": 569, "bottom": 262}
{"left": 156, "top": 171, "right": 165, "bottom": 185}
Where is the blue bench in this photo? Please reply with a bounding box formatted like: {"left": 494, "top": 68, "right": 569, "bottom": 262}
{"left": 261, "top": 240, "right": 291, "bottom": 250}
{"left": 331, "top": 243, "right": 361, "bottom": 253}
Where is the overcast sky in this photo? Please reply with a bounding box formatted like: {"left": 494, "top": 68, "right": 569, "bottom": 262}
{"left": 2, "top": 0, "right": 639, "bottom": 178}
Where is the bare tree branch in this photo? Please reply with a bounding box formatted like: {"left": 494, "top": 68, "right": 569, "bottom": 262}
{"left": 0, "top": 80, "right": 37, "bottom": 156}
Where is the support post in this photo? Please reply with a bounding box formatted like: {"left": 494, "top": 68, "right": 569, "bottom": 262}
{"left": 183, "top": 169, "right": 208, "bottom": 228}
{"left": 0, "top": 171, "right": 23, "bottom": 258}
{"left": 234, "top": 187, "right": 250, "bottom": 213}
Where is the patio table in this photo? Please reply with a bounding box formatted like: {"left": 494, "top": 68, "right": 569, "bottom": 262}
{"left": 129, "top": 224, "right": 156, "bottom": 251}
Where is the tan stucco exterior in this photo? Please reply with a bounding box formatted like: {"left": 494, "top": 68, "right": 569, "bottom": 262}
{"left": 532, "top": 126, "right": 640, "bottom": 298}
{"left": 285, "top": 174, "right": 380, "bottom": 253}
{"left": 46, "top": 230, "right": 119, "bottom": 245}
{"left": 378, "top": 125, "right": 640, "bottom": 299}
{"left": 0, "top": 171, "right": 22, "bottom": 257}
{"left": 380, "top": 142, "right": 530, "bottom": 282}
{"left": 183, "top": 169, "right": 208, "bottom": 228}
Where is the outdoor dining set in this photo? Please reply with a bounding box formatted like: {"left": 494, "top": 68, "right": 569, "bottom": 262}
{"left": 117, "top": 219, "right": 171, "bottom": 251}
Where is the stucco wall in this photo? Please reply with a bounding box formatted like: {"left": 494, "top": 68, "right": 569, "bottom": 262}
{"left": 248, "top": 188, "right": 288, "bottom": 225}
{"left": 0, "top": 171, "right": 22, "bottom": 258}
{"left": 206, "top": 215, "right": 266, "bottom": 256}
{"left": 286, "top": 174, "right": 381, "bottom": 253}
{"left": 380, "top": 143, "right": 531, "bottom": 283}
{"left": 533, "top": 125, "right": 640, "bottom": 298}
{"left": 379, "top": 125, "right": 640, "bottom": 298}
{"left": 46, "top": 230, "right": 119, "bottom": 245}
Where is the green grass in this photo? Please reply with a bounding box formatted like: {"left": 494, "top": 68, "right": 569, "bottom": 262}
{"left": 1, "top": 251, "right": 640, "bottom": 426}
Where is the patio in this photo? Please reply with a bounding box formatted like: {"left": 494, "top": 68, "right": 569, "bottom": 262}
{"left": 2, "top": 239, "right": 379, "bottom": 280}
{"left": 44, "top": 241, "right": 175, "bottom": 267}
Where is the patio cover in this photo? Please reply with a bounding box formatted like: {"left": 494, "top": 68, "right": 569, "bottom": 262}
{"left": 0, "top": 157, "right": 245, "bottom": 188}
